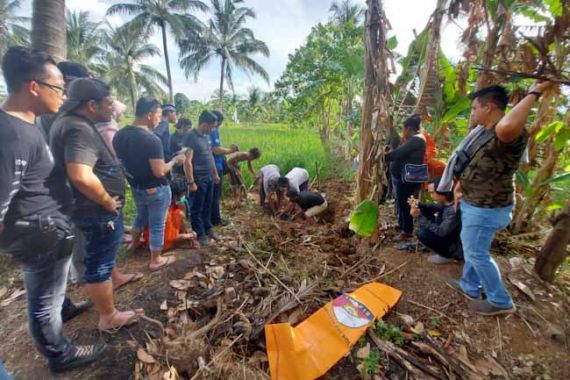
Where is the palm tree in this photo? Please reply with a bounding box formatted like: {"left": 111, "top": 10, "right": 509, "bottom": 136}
{"left": 180, "top": 0, "right": 270, "bottom": 110}
{"left": 329, "top": 0, "right": 364, "bottom": 25}
{"left": 32, "top": 0, "right": 66, "bottom": 60}
{"left": 100, "top": 21, "right": 168, "bottom": 110}
{"left": 106, "top": 0, "right": 208, "bottom": 104}
{"left": 66, "top": 10, "right": 104, "bottom": 70}
{"left": 0, "top": 0, "right": 29, "bottom": 57}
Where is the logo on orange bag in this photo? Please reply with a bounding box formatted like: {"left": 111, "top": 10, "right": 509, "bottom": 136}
{"left": 332, "top": 294, "right": 373, "bottom": 328}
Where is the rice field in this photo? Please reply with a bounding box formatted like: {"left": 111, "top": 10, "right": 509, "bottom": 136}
{"left": 220, "top": 123, "right": 336, "bottom": 186}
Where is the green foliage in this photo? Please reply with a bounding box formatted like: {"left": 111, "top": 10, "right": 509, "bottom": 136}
{"left": 0, "top": 0, "right": 29, "bottom": 57}
{"left": 179, "top": 0, "right": 269, "bottom": 107}
{"left": 375, "top": 319, "right": 404, "bottom": 347}
{"left": 349, "top": 200, "right": 378, "bottom": 237}
{"left": 100, "top": 21, "right": 168, "bottom": 109}
{"left": 274, "top": 18, "right": 364, "bottom": 141}
{"left": 220, "top": 123, "right": 342, "bottom": 187}
{"left": 360, "top": 349, "right": 380, "bottom": 377}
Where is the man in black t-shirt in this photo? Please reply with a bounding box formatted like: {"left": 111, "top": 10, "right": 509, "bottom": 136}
{"left": 285, "top": 190, "right": 328, "bottom": 221}
{"left": 154, "top": 104, "right": 178, "bottom": 161}
{"left": 183, "top": 111, "right": 220, "bottom": 246}
{"left": 50, "top": 78, "right": 144, "bottom": 333}
{"left": 113, "top": 97, "right": 184, "bottom": 271}
{"left": 0, "top": 47, "right": 105, "bottom": 372}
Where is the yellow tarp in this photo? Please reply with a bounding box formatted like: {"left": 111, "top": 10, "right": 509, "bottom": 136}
{"left": 265, "top": 282, "right": 402, "bottom": 380}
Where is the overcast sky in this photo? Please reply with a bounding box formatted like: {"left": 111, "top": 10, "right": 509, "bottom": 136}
{"left": 17, "top": 0, "right": 465, "bottom": 101}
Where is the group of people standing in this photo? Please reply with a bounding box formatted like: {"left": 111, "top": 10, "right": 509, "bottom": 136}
{"left": 0, "top": 46, "right": 257, "bottom": 373}
{"left": 386, "top": 81, "right": 553, "bottom": 317}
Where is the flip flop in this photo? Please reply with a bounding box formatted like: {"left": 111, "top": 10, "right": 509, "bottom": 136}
{"left": 113, "top": 272, "right": 144, "bottom": 291}
{"left": 98, "top": 309, "right": 144, "bottom": 334}
{"left": 149, "top": 256, "right": 176, "bottom": 272}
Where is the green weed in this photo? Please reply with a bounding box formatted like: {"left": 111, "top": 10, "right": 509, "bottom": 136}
{"left": 375, "top": 319, "right": 404, "bottom": 347}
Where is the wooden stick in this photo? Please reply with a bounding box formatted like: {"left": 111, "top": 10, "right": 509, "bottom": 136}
{"left": 368, "top": 331, "right": 446, "bottom": 380}
{"left": 408, "top": 299, "right": 457, "bottom": 323}
{"left": 473, "top": 66, "right": 570, "bottom": 85}
{"left": 244, "top": 244, "right": 302, "bottom": 304}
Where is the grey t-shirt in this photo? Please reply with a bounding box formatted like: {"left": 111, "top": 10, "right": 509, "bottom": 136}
{"left": 260, "top": 164, "right": 280, "bottom": 194}
{"left": 183, "top": 129, "right": 214, "bottom": 181}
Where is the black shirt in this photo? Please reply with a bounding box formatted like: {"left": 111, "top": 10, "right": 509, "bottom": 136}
{"left": 295, "top": 191, "right": 325, "bottom": 210}
{"left": 183, "top": 129, "right": 215, "bottom": 181}
{"left": 50, "top": 113, "right": 125, "bottom": 215}
{"left": 113, "top": 125, "right": 168, "bottom": 189}
{"left": 385, "top": 135, "right": 426, "bottom": 178}
{"left": 170, "top": 130, "right": 188, "bottom": 176}
{"left": 0, "top": 111, "right": 70, "bottom": 224}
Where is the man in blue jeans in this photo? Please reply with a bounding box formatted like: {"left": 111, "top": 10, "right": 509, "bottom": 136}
{"left": 0, "top": 47, "right": 104, "bottom": 372}
{"left": 447, "top": 80, "right": 554, "bottom": 316}
{"left": 184, "top": 111, "right": 221, "bottom": 246}
{"left": 50, "top": 78, "right": 144, "bottom": 331}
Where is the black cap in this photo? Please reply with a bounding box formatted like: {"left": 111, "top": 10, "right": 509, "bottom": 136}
{"left": 57, "top": 61, "right": 90, "bottom": 82}
{"left": 60, "top": 78, "right": 111, "bottom": 113}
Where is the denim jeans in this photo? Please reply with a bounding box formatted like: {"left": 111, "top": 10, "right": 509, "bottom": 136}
{"left": 459, "top": 200, "right": 514, "bottom": 308}
{"left": 132, "top": 185, "right": 171, "bottom": 252}
{"left": 74, "top": 212, "right": 124, "bottom": 284}
{"left": 0, "top": 216, "right": 74, "bottom": 362}
{"left": 190, "top": 177, "right": 214, "bottom": 238}
{"left": 211, "top": 175, "right": 223, "bottom": 225}
{"left": 392, "top": 176, "right": 420, "bottom": 234}
{"left": 0, "top": 361, "right": 12, "bottom": 380}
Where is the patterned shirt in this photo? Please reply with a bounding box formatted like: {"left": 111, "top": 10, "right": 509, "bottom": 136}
{"left": 460, "top": 128, "right": 528, "bottom": 208}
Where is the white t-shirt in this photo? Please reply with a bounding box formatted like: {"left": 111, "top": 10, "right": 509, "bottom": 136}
{"left": 285, "top": 167, "right": 309, "bottom": 193}
{"left": 260, "top": 164, "right": 280, "bottom": 194}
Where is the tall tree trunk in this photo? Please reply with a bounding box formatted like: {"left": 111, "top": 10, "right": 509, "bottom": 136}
{"left": 356, "top": 0, "right": 392, "bottom": 203}
{"left": 31, "top": 0, "right": 66, "bottom": 61}
{"left": 535, "top": 200, "right": 570, "bottom": 283}
{"left": 415, "top": 0, "right": 445, "bottom": 112}
{"left": 219, "top": 58, "right": 226, "bottom": 111}
{"left": 160, "top": 22, "right": 174, "bottom": 104}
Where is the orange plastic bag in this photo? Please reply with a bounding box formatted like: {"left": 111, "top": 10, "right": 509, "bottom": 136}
{"left": 143, "top": 204, "right": 183, "bottom": 251}
{"left": 265, "top": 282, "right": 401, "bottom": 380}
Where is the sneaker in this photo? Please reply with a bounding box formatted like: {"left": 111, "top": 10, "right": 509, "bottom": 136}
{"left": 428, "top": 255, "right": 456, "bottom": 265}
{"left": 397, "top": 241, "right": 416, "bottom": 251}
{"left": 444, "top": 278, "right": 481, "bottom": 301}
{"left": 198, "top": 236, "right": 209, "bottom": 247}
{"left": 207, "top": 229, "right": 221, "bottom": 242}
{"left": 394, "top": 232, "right": 413, "bottom": 242}
{"left": 468, "top": 299, "right": 516, "bottom": 316}
{"left": 49, "top": 343, "right": 106, "bottom": 373}
{"left": 62, "top": 300, "right": 93, "bottom": 323}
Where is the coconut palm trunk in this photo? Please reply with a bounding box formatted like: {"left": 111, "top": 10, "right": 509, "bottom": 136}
{"left": 160, "top": 22, "right": 174, "bottom": 104}
{"left": 31, "top": 0, "right": 66, "bottom": 60}
{"left": 356, "top": 0, "right": 391, "bottom": 203}
{"left": 219, "top": 57, "right": 226, "bottom": 110}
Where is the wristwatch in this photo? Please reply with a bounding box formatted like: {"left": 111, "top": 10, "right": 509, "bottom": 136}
{"left": 187, "top": 179, "right": 194, "bottom": 184}
{"left": 528, "top": 91, "right": 542, "bottom": 100}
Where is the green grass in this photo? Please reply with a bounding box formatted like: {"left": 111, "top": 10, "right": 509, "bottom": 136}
{"left": 220, "top": 122, "right": 337, "bottom": 185}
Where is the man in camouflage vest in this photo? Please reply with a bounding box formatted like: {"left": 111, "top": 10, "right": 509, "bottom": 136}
{"left": 447, "top": 80, "right": 554, "bottom": 316}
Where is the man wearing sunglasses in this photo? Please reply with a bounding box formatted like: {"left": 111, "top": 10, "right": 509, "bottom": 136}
{"left": 0, "top": 47, "right": 105, "bottom": 372}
